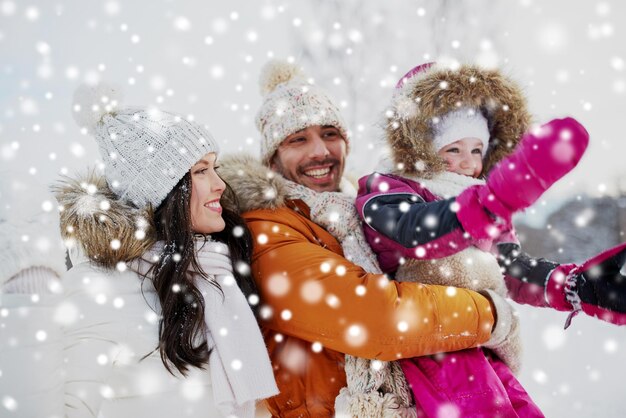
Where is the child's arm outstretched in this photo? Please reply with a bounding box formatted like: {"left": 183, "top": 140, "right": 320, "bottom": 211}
{"left": 356, "top": 117, "right": 626, "bottom": 326}
{"left": 356, "top": 117, "right": 588, "bottom": 272}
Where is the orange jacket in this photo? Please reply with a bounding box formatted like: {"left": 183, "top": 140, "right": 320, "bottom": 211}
{"left": 244, "top": 200, "right": 495, "bottom": 417}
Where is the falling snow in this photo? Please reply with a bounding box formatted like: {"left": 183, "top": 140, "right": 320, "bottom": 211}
{"left": 0, "top": 1, "right": 625, "bottom": 417}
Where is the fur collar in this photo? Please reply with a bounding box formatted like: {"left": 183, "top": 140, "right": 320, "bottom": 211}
{"left": 52, "top": 172, "right": 156, "bottom": 269}
{"left": 218, "top": 153, "right": 356, "bottom": 212}
{"left": 52, "top": 155, "right": 355, "bottom": 269}
{"left": 218, "top": 153, "right": 289, "bottom": 212}
{"left": 386, "top": 64, "right": 532, "bottom": 178}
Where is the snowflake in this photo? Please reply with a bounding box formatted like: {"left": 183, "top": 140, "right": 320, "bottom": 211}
{"left": 300, "top": 280, "right": 323, "bottom": 303}
{"left": 542, "top": 324, "right": 566, "bottom": 350}
{"left": 532, "top": 369, "right": 549, "bottom": 384}
{"left": 173, "top": 16, "right": 191, "bottom": 31}
{"left": 267, "top": 273, "right": 289, "bottom": 296}
{"left": 2, "top": 396, "right": 18, "bottom": 412}
{"left": 345, "top": 324, "right": 367, "bottom": 347}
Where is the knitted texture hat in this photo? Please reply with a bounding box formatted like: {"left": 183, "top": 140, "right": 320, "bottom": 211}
{"left": 433, "top": 107, "right": 490, "bottom": 156}
{"left": 72, "top": 83, "right": 219, "bottom": 209}
{"left": 255, "top": 59, "right": 349, "bottom": 165}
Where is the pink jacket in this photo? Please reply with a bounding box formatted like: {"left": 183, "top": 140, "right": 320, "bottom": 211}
{"left": 355, "top": 172, "right": 557, "bottom": 308}
{"left": 356, "top": 172, "right": 546, "bottom": 417}
{"left": 400, "top": 349, "right": 542, "bottom": 417}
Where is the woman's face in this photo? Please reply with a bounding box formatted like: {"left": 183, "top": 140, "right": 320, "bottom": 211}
{"left": 189, "top": 152, "right": 226, "bottom": 234}
{"left": 437, "top": 137, "right": 484, "bottom": 178}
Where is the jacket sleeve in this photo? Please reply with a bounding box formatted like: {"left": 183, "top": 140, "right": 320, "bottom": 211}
{"left": 0, "top": 294, "right": 65, "bottom": 417}
{"left": 497, "top": 240, "right": 626, "bottom": 328}
{"left": 355, "top": 173, "right": 474, "bottom": 263}
{"left": 0, "top": 221, "right": 66, "bottom": 291}
{"left": 495, "top": 242, "right": 558, "bottom": 307}
{"left": 244, "top": 207, "right": 495, "bottom": 361}
{"left": 62, "top": 268, "right": 121, "bottom": 418}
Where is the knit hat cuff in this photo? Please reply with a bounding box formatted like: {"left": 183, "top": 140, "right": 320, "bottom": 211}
{"left": 259, "top": 106, "right": 349, "bottom": 165}
{"left": 432, "top": 108, "right": 489, "bottom": 156}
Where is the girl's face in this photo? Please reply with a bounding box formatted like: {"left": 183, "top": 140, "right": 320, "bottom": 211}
{"left": 437, "top": 137, "right": 484, "bottom": 178}
{"left": 189, "top": 152, "right": 226, "bottom": 234}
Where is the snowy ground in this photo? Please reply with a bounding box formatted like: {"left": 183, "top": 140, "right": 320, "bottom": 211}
{"left": 2, "top": 0, "right": 626, "bottom": 416}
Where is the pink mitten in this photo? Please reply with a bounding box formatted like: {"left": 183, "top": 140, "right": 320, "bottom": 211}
{"left": 457, "top": 117, "right": 589, "bottom": 240}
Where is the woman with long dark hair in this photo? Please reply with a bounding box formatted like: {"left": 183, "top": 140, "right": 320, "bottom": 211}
{"left": 148, "top": 172, "right": 258, "bottom": 375}
{"left": 49, "top": 83, "right": 277, "bottom": 417}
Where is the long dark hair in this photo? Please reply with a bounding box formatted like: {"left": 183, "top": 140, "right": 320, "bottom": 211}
{"left": 150, "top": 172, "right": 256, "bottom": 375}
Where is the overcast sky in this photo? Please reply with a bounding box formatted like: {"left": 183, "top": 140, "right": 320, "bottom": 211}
{"left": 1, "top": 0, "right": 624, "bottom": 199}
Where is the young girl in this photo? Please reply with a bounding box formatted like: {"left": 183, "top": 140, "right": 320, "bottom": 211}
{"left": 356, "top": 62, "right": 626, "bottom": 417}
{"left": 1, "top": 83, "right": 278, "bottom": 418}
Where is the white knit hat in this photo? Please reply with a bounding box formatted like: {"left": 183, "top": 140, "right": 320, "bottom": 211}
{"left": 432, "top": 107, "right": 490, "bottom": 156}
{"left": 255, "top": 59, "right": 349, "bottom": 165}
{"left": 72, "top": 83, "right": 219, "bottom": 209}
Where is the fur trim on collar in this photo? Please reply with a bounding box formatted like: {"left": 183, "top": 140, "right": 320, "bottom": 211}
{"left": 219, "top": 153, "right": 356, "bottom": 212}
{"left": 52, "top": 171, "right": 156, "bottom": 269}
{"left": 219, "top": 153, "right": 289, "bottom": 212}
{"left": 386, "top": 64, "right": 532, "bottom": 177}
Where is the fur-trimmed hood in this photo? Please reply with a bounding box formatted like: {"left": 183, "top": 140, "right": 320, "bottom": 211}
{"left": 52, "top": 171, "right": 157, "bottom": 269}
{"left": 386, "top": 63, "right": 532, "bottom": 177}
{"left": 53, "top": 157, "right": 292, "bottom": 268}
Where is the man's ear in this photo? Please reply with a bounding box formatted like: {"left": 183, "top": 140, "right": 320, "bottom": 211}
{"left": 269, "top": 154, "right": 279, "bottom": 172}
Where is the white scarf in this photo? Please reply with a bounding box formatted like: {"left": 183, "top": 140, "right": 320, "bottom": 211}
{"left": 284, "top": 179, "right": 416, "bottom": 418}
{"left": 131, "top": 239, "right": 278, "bottom": 418}
{"left": 412, "top": 171, "right": 484, "bottom": 198}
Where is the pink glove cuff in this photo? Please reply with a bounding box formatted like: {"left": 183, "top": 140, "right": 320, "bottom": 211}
{"left": 545, "top": 263, "right": 578, "bottom": 312}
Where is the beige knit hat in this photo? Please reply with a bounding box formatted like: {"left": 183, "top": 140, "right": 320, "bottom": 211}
{"left": 72, "top": 83, "right": 219, "bottom": 209}
{"left": 255, "top": 59, "right": 349, "bottom": 165}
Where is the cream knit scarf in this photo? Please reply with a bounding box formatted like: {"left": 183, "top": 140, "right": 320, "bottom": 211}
{"left": 131, "top": 239, "right": 278, "bottom": 418}
{"left": 285, "top": 179, "right": 416, "bottom": 418}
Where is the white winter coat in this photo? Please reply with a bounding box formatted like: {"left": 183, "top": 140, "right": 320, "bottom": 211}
{"left": 0, "top": 172, "right": 235, "bottom": 418}
{"left": 1, "top": 249, "right": 220, "bottom": 418}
